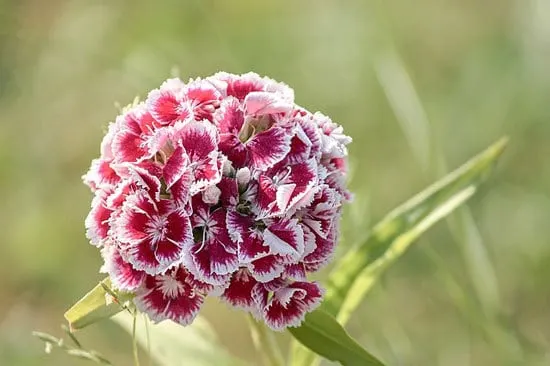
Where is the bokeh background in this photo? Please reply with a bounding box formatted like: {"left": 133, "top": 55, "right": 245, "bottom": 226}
{"left": 1, "top": 0, "right": 549, "bottom": 365}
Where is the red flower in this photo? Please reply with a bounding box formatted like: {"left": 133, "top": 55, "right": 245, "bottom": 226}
{"left": 134, "top": 266, "right": 208, "bottom": 325}
{"left": 115, "top": 191, "right": 192, "bottom": 275}
{"left": 83, "top": 72, "right": 351, "bottom": 330}
{"left": 257, "top": 281, "right": 324, "bottom": 331}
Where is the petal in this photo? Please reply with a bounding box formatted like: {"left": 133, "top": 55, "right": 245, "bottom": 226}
{"left": 168, "top": 170, "right": 193, "bottom": 211}
{"left": 215, "top": 97, "right": 244, "bottom": 134}
{"left": 220, "top": 72, "right": 265, "bottom": 101}
{"left": 115, "top": 193, "right": 153, "bottom": 245}
{"left": 285, "top": 263, "right": 307, "bottom": 281}
{"left": 226, "top": 211, "right": 270, "bottom": 262}
{"left": 263, "top": 219, "right": 305, "bottom": 261}
{"left": 285, "top": 123, "right": 313, "bottom": 164}
{"left": 101, "top": 246, "right": 145, "bottom": 291}
{"left": 222, "top": 269, "right": 260, "bottom": 311}
{"left": 246, "top": 127, "right": 291, "bottom": 171}
{"left": 175, "top": 121, "right": 219, "bottom": 161}
{"left": 263, "top": 281, "right": 324, "bottom": 331}
{"left": 146, "top": 86, "right": 189, "bottom": 125}
{"left": 154, "top": 238, "right": 185, "bottom": 266}
{"left": 163, "top": 145, "right": 188, "bottom": 188}
{"left": 303, "top": 229, "right": 337, "bottom": 272}
{"left": 248, "top": 255, "right": 285, "bottom": 283}
{"left": 244, "top": 91, "right": 293, "bottom": 116}
{"left": 217, "top": 177, "right": 239, "bottom": 207}
{"left": 123, "top": 240, "right": 164, "bottom": 274}
{"left": 134, "top": 267, "right": 205, "bottom": 326}
{"left": 185, "top": 79, "right": 223, "bottom": 121}
{"left": 83, "top": 159, "right": 120, "bottom": 191}
{"left": 85, "top": 195, "right": 113, "bottom": 246}
{"left": 174, "top": 121, "right": 221, "bottom": 193}
{"left": 219, "top": 133, "right": 248, "bottom": 168}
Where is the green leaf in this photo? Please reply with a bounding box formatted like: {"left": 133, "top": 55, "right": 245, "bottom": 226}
{"left": 290, "top": 137, "right": 508, "bottom": 366}
{"left": 112, "top": 312, "right": 247, "bottom": 366}
{"left": 288, "top": 309, "right": 385, "bottom": 366}
{"left": 64, "top": 278, "right": 130, "bottom": 330}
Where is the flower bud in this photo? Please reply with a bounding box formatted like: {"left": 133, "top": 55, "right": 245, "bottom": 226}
{"left": 236, "top": 167, "right": 251, "bottom": 187}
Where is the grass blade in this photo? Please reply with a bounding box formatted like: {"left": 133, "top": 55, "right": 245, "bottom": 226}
{"left": 291, "top": 137, "right": 507, "bottom": 366}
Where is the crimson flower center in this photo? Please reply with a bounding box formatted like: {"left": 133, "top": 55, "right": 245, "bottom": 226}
{"left": 146, "top": 215, "right": 169, "bottom": 243}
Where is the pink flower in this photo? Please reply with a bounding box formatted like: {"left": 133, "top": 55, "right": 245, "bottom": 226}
{"left": 134, "top": 266, "right": 209, "bottom": 325}
{"left": 257, "top": 281, "right": 324, "bottom": 331}
{"left": 184, "top": 197, "right": 238, "bottom": 285}
{"left": 115, "top": 191, "right": 192, "bottom": 275}
{"left": 83, "top": 72, "right": 351, "bottom": 330}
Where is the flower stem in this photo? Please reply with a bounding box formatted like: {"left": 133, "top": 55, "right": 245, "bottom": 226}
{"left": 143, "top": 314, "right": 151, "bottom": 366}
{"left": 132, "top": 311, "right": 141, "bottom": 366}
{"left": 247, "top": 315, "right": 285, "bottom": 366}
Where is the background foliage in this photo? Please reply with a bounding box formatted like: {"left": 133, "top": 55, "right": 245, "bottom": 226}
{"left": 1, "top": 0, "right": 549, "bottom": 365}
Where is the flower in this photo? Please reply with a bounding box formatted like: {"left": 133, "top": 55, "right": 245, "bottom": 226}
{"left": 84, "top": 72, "right": 351, "bottom": 330}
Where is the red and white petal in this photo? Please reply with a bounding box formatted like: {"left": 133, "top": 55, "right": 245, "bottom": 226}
{"left": 175, "top": 121, "right": 221, "bottom": 192}
{"left": 263, "top": 219, "right": 305, "bottom": 261}
{"left": 244, "top": 91, "right": 293, "bottom": 116}
{"left": 83, "top": 158, "right": 120, "bottom": 192}
{"left": 284, "top": 263, "right": 307, "bottom": 281}
{"left": 303, "top": 230, "right": 337, "bottom": 273}
{"left": 155, "top": 209, "right": 192, "bottom": 259}
{"left": 168, "top": 170, "right": 193, "bottom": 211}
{"left": 246, "top": 127, "right": 291, "bottom": 171}
{"left": 217, "top": 177, "right": 239, "bottom": 207}
{"left": 284, "top": 159, "right": 319, "bottom": 211}
{"left": 215, "top": 72, "right": 266, "bottom": 101}
{"left": 163, "top": 145, "right": 189, "bottom": 188}
{"left": 226, "top": 211, "right": 270, "bottom": 262}
{"left": 175, "top": 121, "right": 219, "bottom": 160}
{"left": 111, "top": 106, "right": 157, "bottom": 164}
{"left": 101, "top": 245, "right": 145, "bottom": 291}
{"left": 187, "top": 243, "right": 234, "bottom": 282}
{"left": 115, "top": 193, "right": 191, "bottom": 274}
{"left": 134, "top": 267, "right": 205, "bottom": 326}
{"left": 298, "top": 115, "right": 322, "bottom": 159}
{"left": 183, "top": 251, "right": 231, "bottom": 286}
{"left": 248, "top": 255, "right": 285, "bottom": 283}
{"left": 115, "top": 193, "right": 153, "bottom": 245}
{"left": 222, "top": 269, "right": 260, "bottom": 311}
{"left": 146, "top": 84, "right": 190, "bottom": 125}
{"left": 219, "top": 133, "right": 248, "bottom": 168}
{"left": 185, "top": 79, "right": 222, "bottom": 121}
{"left": 99, "top": 121, "right": 119, "bottom": 160}
{"left": 314, "top": 112, "right": 352, "bottom": 159}
{"left": 262, "top": 281, "right": 324, "bottom": 331}
{"left": 85, "top": 194, "right": 113, "bottom": 246}
{"left": 215, "top": 97, "right": 244, "bottom": 134}
{"left": 285, "top": 124, "right": 313, "bottom": 165}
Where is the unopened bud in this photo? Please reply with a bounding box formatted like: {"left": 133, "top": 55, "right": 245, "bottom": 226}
{"left": 236, "top": 167, "right": 251, "bottom": 187}
{"left": 203, "top": 185, "right": 221, "bottom": 204}
{"left": 222, "top": 158, "right": 234, "bottom": 176}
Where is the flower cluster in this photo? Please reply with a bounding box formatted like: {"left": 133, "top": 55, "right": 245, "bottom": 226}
{"left": 84, "top": 72, "right": 352, "bottom": 330}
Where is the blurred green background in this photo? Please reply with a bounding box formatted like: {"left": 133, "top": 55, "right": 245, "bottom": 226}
{"left": 1, "top": 0, "right": 549, "bottom": 365}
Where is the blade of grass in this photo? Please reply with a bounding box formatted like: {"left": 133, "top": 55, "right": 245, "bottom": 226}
{"left": 290, "top": 137, "right": 507, "bottom": 366}
{"left": 375, "top": 47, "right": 501, "bottom": 317}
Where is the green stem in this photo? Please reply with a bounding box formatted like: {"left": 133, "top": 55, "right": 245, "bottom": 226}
{"left": 132, "top": 311, "right": 141, "bottom": 366}
{"left": 143, "top": 313, "right": 151, "bottom": 366}
{"left": 247, "top": 315, "right": 285, "bottom": 366}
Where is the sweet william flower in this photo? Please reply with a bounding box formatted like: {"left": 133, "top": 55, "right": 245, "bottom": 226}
{"left": 83, "top": 72, "right": 351, "bottom": 330}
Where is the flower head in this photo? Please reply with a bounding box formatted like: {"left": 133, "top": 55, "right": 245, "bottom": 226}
{"left": 84, "top": 72, "right": 351, "bottom": 330}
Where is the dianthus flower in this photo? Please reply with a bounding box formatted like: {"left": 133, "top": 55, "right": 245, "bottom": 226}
{"left": 83, "top": 72, "right": 352, "bottom": 330}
